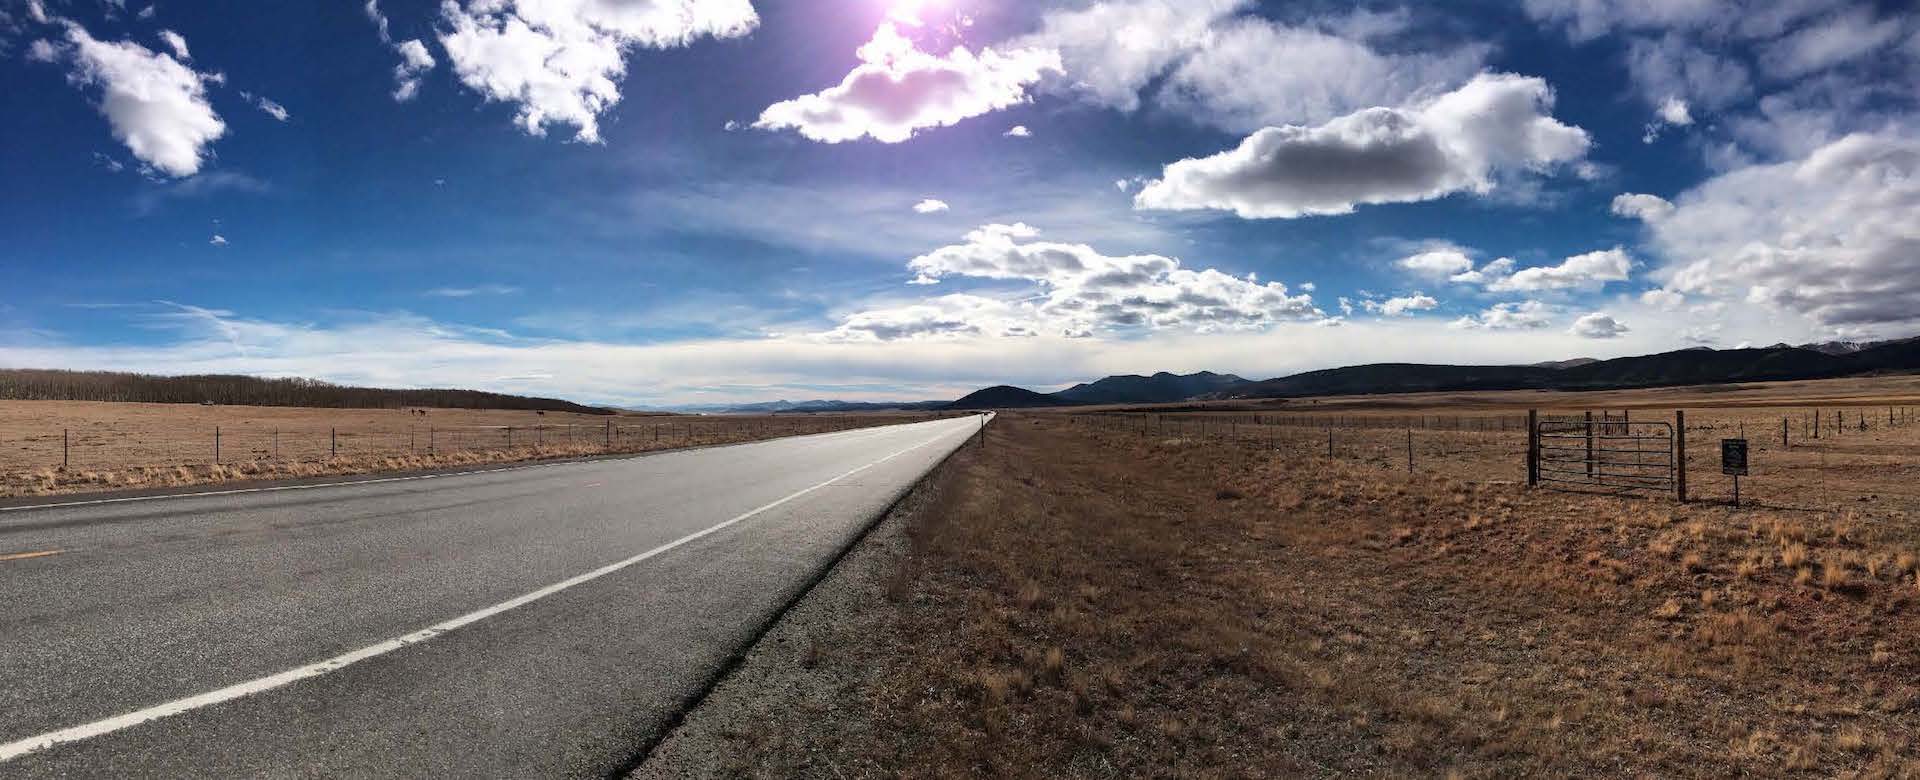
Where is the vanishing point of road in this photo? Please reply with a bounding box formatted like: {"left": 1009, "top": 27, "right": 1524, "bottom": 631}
{"left": 0, "top": 414, "right": 986, "bottom": 777}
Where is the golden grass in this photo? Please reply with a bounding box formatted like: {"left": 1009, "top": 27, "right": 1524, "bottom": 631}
{"left": 713, "top": 410, "right": 1920, "bottom": 777}
{"left": 0, "top": 400, "right": 951, "bottom": 498}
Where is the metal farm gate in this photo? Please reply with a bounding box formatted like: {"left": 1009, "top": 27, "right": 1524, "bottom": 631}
{"left": 1527, "top": 410, "right": 1687, "bottom": 500}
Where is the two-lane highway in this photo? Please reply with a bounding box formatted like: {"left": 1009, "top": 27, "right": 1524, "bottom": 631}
{"left": 0, "top": 414, "right": 985, "bottom": 777}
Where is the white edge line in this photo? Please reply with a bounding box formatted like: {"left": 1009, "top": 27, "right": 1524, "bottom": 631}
{"left": 0, "top": 420, "right": 979, "bottom": 764}
{"left": 0, "top": 417, "right": 946, "bottom": 515}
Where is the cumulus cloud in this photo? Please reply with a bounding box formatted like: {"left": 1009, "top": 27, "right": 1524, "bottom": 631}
{"left": 1451, "top": 300, "right": 1553, "bottom": 330}
{"left": 819, "top": 294, "right": 1025, "bottom": 342}
{"left": 209, "top": 234, "right": 228, "bottom": 246}
{"left": 1569, "top": 312, "right": 1630, "bottom": 339}
{"left": 1654, "top": 132, "right": 1920, "bottom": 327}
{"left": 912, "top": 198, "right": 950, "bottom": 214}
{"left": 827, "top": 224, "right": 1323, "bottom": 340}
{"left": 755, "top": 22, "right": 1059, "bottom": 144}
{"left": 1134, "top": 73, "right": 1591, "bottom": 219}
{"left": 40, "top": 22, "right": 226, "bottom": 177}
{"left": 1447, "top": 257, "right": 1515, "bottom": 286}
{"left": 1610, "top": 192, "right": 1674, "bottom": 220}
{"left": 1365, "top": 293, "right": 1438, "bottom": 317}
{"left": 1015, "top": 1, "right": 1489, "bottom": 132}
{"left": 438, "top": 0, "right": 758, "bottom": 142}
{"left": 1004, "top": 125, "right": 1031, "bottom": 137}
{"left": 1487, "top": 248, "right": 1634, "bottom": 292}
{"left": 1395, "top": 248, "right": 1475, "bottom": 279}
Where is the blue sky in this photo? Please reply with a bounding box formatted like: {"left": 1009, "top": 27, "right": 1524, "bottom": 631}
{"left": 3, "top": 0, "right": 1918, "bottom": 406}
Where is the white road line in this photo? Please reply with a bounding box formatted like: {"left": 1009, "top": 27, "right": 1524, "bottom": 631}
{"left": 0, "top": 418, "right": 938, "bottom": 515}
{"left": 0, "top": 422, "right": 973, "bottom": 764}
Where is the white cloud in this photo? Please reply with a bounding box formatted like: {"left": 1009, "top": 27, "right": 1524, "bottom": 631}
{"left": 1488, "top": 248, "right": 1634, "bottom": 292}
{"left": 249, "top": 93, "right": 289, "bottom": 121}
{"left": 1395, "top": 248, "right": 1475, "bottom": 279}
{"left": 1610, "top": 192, "right": 1674, "bottom": 220}
{"left": 1763, "top": 7, "right": 1905, "bottom": 79}
{"left": 1014, "top": 1, "right": 1488, "bottom": 133}
{"left": 912, "top": 198, "right": 950, "bottom": 214}
{"left": 156, "top": 29, "right": 188, "bottom": 59}
{"left": 854, "top": 223, "right": 1323, "bottom": 339}
{"left": 1012, "top": 0, "right": 1245, "bottom": 112}
{"left": 365, "top": 0, "right": 437, "bottom": 101}
{"left": 1134, "top": 73, "right": 1590, "bottom": 219}
{"left": 1447, "top": 257, "right": 1514, "bottom": 286}
{"left": 820, "top": 294, "right": 1029, "bottom": 342}
{"left": 1004, "top": 125, "right": 1032, "bottom": 137}
{"left": 1640, "top": 289, "right": 1687, "bottom": 310}
{"left": 1654, "top": 132, "right": 1920, "bottom": 328}
{"left": 1657, "top": 96, "right": 1694, "bottom": 125}
{"left": 438, "top": 0, "right": 758, "bottom": 142}
{"left": 1451, "top": 300, "right": 1553, "bottom": 330}
{"left": 209, "top": 234, "right": 228, "bottom": 246}
{"left": 425, "top": 284, "right": 520, "bottom": 298}
{"left": 1156, "top": 15, "right": 1490, "bottom": 134}
{"left": 1569, "top": 312, "right": 1630, "bottom": 339}
{"left": 1366, "top": 293, "right": 1438, "bottom": 317}
{"left": 45, "top": 22, "right": 226, "bottom": 178}
{"left": 26, "top": 38, "right": 62, "bottom": 62}
{"left": 755, "top": 22, "right": 1059, "bottom": 144}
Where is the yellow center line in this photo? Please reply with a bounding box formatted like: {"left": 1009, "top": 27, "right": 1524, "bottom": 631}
{"left": 0, "top": 550, "right": 66, "bottom": 562}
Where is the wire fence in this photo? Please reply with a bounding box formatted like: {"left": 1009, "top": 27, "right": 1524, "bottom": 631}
{"left": 2, "top": 414, "right": 960, "bottom": 476}
{"left": 1068, "top": 404, "right": 1920, "bottom": 514}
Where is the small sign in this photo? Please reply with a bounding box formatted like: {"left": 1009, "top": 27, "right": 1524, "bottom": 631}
{"left": 1721, "top": 439, "right": 1749, "bottom": 476}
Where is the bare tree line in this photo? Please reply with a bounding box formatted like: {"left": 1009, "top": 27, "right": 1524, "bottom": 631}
{"left": 0, "top": 369, "right": 612, "bottom": 415}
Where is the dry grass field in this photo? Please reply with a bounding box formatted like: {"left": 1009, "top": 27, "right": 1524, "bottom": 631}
{"left": 0, "top": 400, "right": 948, "bottom": 498}
{"left": 656, "top": 376, "right": 1920, "bottom": 777}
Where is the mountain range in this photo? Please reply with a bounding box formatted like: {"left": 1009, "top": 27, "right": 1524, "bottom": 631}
{"left": 946, "top": 336, "right": 1920, "bottom": 410}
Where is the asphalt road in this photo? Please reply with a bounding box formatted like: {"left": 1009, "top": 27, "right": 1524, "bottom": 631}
{"left": 0, "top": 414, "right": 986, "bottom": 777}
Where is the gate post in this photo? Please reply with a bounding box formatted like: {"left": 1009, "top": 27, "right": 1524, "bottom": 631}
{"left": 1585, "top": 411, "right": 1595, "bottom": 480}
{"left": 1526, "top": 409, "right": 1539, "bottom": 488}
{"left": 1674, "top": 410, "right": 1688, "bottom": 503}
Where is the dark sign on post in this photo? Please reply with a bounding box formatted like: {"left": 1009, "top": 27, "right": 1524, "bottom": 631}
{"left": 1721, "top": 439, "right": 1749, "bottom": 476}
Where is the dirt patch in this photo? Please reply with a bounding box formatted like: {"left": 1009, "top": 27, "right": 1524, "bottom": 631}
{"left": 637, "top": 414, "right": 1920, "bottom": 777}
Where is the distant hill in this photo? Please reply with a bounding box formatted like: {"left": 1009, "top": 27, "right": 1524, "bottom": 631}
{"left": 945, "top": 336, "right": 1920, "bottom": 409}
{"left": 1532, "top": 358, "right": 1599, "bottom": 370}
{"left": 1053, "top": 371, "right": 1248, "bottom": 404}
{"left": 0, "top": 368, "right": 612, "bottom": 414}
{"left": 947, "top": 385, "right": 1071, "bottom": 410}
{"left": 660, "top": 399, "right": 952, "bottom": 414}
{"left": 1224, "top": 343, "right": 1913, "bottom": 399}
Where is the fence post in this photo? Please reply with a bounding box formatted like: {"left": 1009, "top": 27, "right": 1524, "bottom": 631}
{"left": 1406, "top": 428, "right": 1413, "bottom": 474}
{"left": 1526, "top": 409, "right": 1539, "bottom": 487}
{"left": 429, "top": 426, "right": 435, "bottom": 455}
{"left": 1585, "top": 411, "right": 1595, "bottom": 479}
{"left": 507, "top": 427, "right": 513, "bottom": 449}
{"left": 274, "top": 430, "right": 280, "bottom": 460}
{"left": 605, "top": 420, "right": 612, "bottom": 450}
{"left": 1814, "top": 408, "right": 1820, "bottom": 439}
{"left": 1674, "top": 410, "right": 1687, "bottom": 503}
{"left": 1782, "top": 417, "right": 1789, "bottom": 449}
{"left": 63, "top": 428, "right": 69, "bottom": 469}
{"left": 331, "top": 427, "right": 337, "bottom": 458}
{"left": 215, "top": 426, "right": 221, "bottom": 465}
{"left": 1326, "top": 427, "right": 1333, "bottom": 458}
